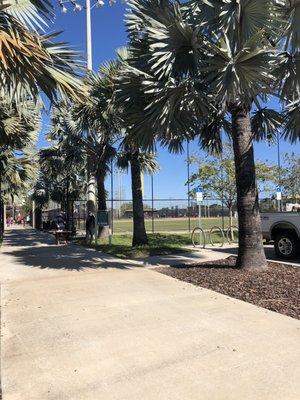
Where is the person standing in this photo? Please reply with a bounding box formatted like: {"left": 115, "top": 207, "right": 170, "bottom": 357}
{"left": 54, "top": 213, "right": 66, "bottom": 231}
{"left": 86, "top": 211, "right": 95, "bottom": 243}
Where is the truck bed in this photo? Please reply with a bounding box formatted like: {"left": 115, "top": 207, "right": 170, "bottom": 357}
{"left": 261, "top": 212, "right": 300, "bottom": 240}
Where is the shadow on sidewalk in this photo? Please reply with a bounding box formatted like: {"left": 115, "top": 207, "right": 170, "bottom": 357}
{"left": 2, "top": 229, "right": 133, "bottom": 271}
{"left": 3, "top": 228, "right": 53, "bottom": 248}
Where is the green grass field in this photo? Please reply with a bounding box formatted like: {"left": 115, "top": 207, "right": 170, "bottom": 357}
{"left": 75, "top": 233, "right": 193, "bottom": 259}
{"left": 75, "top": 221, "right": 239, "bottom": 259}
{"left": 112, "top": 217, "right": 236, "bottom": 234}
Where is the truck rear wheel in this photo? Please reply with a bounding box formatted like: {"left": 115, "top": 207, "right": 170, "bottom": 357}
{"left": 274, "top": 232, "right": 300, "bottom": 260}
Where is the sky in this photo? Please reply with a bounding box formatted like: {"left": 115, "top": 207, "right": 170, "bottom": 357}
{"left": 39, "top": 1, "right": 299, "bottom": 201}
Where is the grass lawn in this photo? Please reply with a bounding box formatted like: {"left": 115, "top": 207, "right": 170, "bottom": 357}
{"left": 75, "top": 233, "right": 193, "bottom": 259}
{"left": 112, "top": 217, "right": 236, "bottom": 234}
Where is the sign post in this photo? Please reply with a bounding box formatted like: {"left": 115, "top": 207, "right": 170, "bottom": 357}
{"left": 276, "top": 187, "right": 282, "bottom": 212}
{"left": 97, "top": 210, "right": 111, "bottom": 241}
{"left": 196, "top": 188, "right": 204, "bottom": 229}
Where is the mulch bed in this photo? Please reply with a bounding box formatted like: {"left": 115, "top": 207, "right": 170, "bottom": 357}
{"left": 156, "top": 256, "right": 300, "bottom": 320}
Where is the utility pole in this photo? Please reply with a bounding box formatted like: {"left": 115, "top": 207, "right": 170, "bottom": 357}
{"left": 85, "top": 0, "right": 96, "bottom": 215}
{"left": 58, "top": 0, "right": 123, "bottom": 216}
{"left": 32, "top": 200, "right": 36, "bottom": 229}
{"left": 277, "top": 133, "right": 282, "bottom": 212}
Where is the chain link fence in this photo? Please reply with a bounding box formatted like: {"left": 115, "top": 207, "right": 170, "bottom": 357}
{"left": 40, "top": 196, "right": 295, "bottom": 237}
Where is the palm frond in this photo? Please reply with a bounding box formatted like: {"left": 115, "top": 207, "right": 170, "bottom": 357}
{"left": 0, "top": 99, "right": 41, "bottom": 148}
{"left": 282, "top": 100, "right": 300, "bottom": 143}
{"left": 2, "top": 0, "right": 53, "bottom": 30}
{"left": 251, "top": 108, "right": 284, "bottom": 142}
{"left": 0, "top": 15, "right": 83, "bottom": 103}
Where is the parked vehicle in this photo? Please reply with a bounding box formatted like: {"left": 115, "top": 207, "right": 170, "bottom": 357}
{"left": 261, "top": 213, "right": 300, "bottom": 259}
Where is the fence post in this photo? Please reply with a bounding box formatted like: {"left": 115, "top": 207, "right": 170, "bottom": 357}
{"left": 110, "top": 160, "right": 114, "bottom": 235}
{"left": 151, "top": 174, "right": 154, "bottom": 233}
{"left": 187, "top": 140, "right": 191, "bottom": 232}
{"left": 32, "top": 200, "right": 36, "bottom": 229}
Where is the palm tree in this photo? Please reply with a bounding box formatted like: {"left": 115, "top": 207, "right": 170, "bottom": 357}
{"left": 0, "top": 0, "right": 82, "bottom": 103}
{"left": 81, "top": 130, "right": 117, "bottom": 238}
{"left": 0, "top": 99, "right": 41, "bottom": 148}
{"left": 0, "top": 148, "right": 37, "bottom": 197}
{"left": 117, "top": 145, "right": 159, "bottom": 246}
{"left": 39, "top": 134, "right": 86, "bottom": 229}
{"left": 74, "top": 65, "right": 122, "bottom": 237}
{"left": 47, "top": 101, "right": 118, "bottom": 238}
{"left": 0, "top": 98, "right": 39, "bottom": 235}
{"left": 113, "top": 48, "right": 162, "bottom": 246}
{"left": 118, "top": 0, "right": 300, "bottom": 269}
{"left": 0, "top": 146, "right": 37, "bottom": 236}
{"left": 47, "top": 83, "right": 119, "bottom": 238}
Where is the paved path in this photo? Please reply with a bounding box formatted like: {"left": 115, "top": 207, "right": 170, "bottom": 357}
{"left": 1, "top": 228, "right": 300, "bottom": 400}
{"left": 142, "top": 245, "right": 300, "bottom": 268}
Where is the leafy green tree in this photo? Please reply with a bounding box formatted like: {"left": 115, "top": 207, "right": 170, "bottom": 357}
{"left": 280, "top": 153, "right": 300, "bottom": 203}
{"left": 188, "top": 144, "right": 276, "bottom": 228}
{"left": 119, "top": 0, "right": 300, "bottom": 269}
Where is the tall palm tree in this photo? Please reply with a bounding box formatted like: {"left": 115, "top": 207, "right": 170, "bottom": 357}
{"left": 117, "top": 145, "right": 159, "bottom": 246}
{"left": 81, "top": 130, "right": 117, "bottom": 238}
{"left": 39, "top": 135, "right": 86, "bottom": 227}
{"left": 47, "top": 100, "right": 118, "bottom": 238}
{"left": 74, "top": 65, "right": 122, "bottom": 237}
{"left": 113, "top": 48, "right": 163, "bottom": 246}
{"left": 0, "top": 145, "right": 37, "bottom": 236}
{"left": 0, "top": 98, "right": 39, "bottom": 234}
{"left": 119, "top": 0, "right": 300, "bottom": 270}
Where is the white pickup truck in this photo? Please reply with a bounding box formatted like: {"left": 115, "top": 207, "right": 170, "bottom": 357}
{"left": 261, "top": 213, "right": 300, "bottom": 259}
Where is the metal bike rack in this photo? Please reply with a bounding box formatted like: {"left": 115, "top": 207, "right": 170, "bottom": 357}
{"left": 226, "top": 225, "right": 239, "bottom": 244}
{"left": 191, "top": 227, "right": 206, "bottom": 249}
{"left": 209, "top": 226, "right": 225, "bottom": 247}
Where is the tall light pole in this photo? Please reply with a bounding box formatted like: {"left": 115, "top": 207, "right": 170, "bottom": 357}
{"left": 58, "top": 0, "right": 122, "bottom": 217}
{"left": 277, "top": 132, "right": 282, "bottom": 212}
{"left": 85, "top": 0, "right": 96, "bottom": 215}
{"left": 186, "top": 140, "right": 191, "bottom": 232}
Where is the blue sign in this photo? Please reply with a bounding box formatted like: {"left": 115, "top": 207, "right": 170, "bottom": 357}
{"left": 196, "top": 187, "right": 204, "bottom": 193}
{"left": 276, "top": 187, "right": 282, "bottom": 201}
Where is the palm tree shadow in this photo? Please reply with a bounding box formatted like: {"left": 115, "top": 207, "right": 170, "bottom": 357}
{"left": 2, "top": 245, "right": 133, "bottom": 271}
{"left": 3, "top": 241, "right": 133, "bottom": 273}
{"left": 3, "top": 228, "right": 51, "bottom": 247}
{"left": 2, "top": 228, "right": 134, "bottom": 271}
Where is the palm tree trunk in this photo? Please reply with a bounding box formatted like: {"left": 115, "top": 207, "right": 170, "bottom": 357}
{"left": 0, "top": 200, "right": 3, "bottom": 240}
{"left": 131, "top": 152, "right": 148, "bottom": 246}
{"left": 230, "top": 104, "right": 267, "bottom": 270}
{"left": 96, "top": 170, "right": 108, "bottom": 239}
{"left": 97, "top": 171, "right": 107, "bottom": 211}
{"left": 0, "top": 181, "right": 3, "bottom": 240}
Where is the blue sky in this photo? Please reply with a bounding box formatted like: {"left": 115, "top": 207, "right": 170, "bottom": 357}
{"left": 39, "top": 1, "right": 299, "bottom": 200}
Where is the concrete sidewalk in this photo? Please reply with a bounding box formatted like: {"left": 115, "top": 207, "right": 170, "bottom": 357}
{"left": 141, "top": 245, "right": 300, "bottom": 268}
{"left": 1, "top": 229, "right": 300, "bottom": 400}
